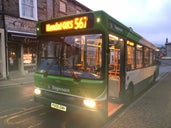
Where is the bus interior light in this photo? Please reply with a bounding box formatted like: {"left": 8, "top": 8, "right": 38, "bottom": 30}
{"left": 96, "top": 17, "right": 101, "bottom": 23}
{"left": 83, "top": 99, "right": 96, "bottom": 108}
{"left": 34, "top": 88, "right": 41, "bottom": 95}
{"left": 109, "top": 34, "right": 119, "bottom": 40}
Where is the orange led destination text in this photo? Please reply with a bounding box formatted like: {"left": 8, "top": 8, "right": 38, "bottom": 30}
{"left": 46, "top": 16, "right": 88, "bottom": 32}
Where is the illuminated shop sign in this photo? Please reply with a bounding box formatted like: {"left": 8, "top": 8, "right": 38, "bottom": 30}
{"left": 41, "top": 14, "right": 94, "bottom": 33}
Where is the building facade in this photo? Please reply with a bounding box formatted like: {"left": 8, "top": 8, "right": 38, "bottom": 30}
{"left": 165, "top": 38, "right": 171, "bottom": 57}
{"left": 0, "top": 0, "right": 90, "bottom": 79}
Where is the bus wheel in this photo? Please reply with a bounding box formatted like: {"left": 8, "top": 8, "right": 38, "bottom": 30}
{"left": 124, "top": 84, "right": 134, "bottom": 105}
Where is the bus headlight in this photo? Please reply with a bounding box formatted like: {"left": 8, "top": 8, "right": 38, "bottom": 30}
{"left": 83, "top": 99, "right": 96, "bottom": 108}
{"left": 34, "top": 88, "right": 41, "bottom": 95}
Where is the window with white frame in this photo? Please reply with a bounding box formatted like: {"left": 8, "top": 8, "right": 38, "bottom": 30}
{"left": 19, "top": 0, "right": 38, "bottom": 21}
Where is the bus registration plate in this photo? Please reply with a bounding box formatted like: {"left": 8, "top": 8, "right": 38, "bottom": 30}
{"left": 51, "top": 102, "right": 67, "bottom": 112}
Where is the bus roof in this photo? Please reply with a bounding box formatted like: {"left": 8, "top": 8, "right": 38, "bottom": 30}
{"left": 36, "top": 10, "right": 157, "bottom": 50}
{"left": 99, "top": 10, "right": 157, "bottom": 50}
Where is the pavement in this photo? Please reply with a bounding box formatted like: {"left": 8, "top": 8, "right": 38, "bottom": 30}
{"left": 158, "top": 65, "right": 171, "bottom": 79}
{"left": 0, "top": 74, "right": 34, "bottom": 87}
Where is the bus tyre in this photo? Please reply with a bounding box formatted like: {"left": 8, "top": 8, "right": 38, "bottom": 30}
{"left": 124, "top": 85, "right": 134, "bottom": 105}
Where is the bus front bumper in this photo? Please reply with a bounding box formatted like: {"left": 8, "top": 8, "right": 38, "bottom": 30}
{"left": 34, "top": 95, "right": 107, "bottom": 118}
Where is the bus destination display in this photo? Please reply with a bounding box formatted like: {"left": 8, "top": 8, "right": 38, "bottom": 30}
{"left": 45, "top": 16, "right": 89, "bottom": 32}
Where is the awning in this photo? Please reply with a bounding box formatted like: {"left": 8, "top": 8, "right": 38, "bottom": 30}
{"left": 7, "top": 30, "right": 39, "bottom": 43}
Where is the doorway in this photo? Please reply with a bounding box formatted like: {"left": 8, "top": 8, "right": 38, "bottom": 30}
{"left": 8, "top": 44, "right": 19, "bottom": 71}
{"left": 108, "top": 34, "right": 124, "bottom": 117}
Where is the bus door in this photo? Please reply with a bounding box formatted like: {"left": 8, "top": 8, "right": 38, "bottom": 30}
{"left": 108, "top": 34, "right": 124, "bottom": 117}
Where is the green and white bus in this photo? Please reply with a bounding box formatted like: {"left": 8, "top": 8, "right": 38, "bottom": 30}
{"left": 34, "top": 10, "right": 159, "bottom": 121}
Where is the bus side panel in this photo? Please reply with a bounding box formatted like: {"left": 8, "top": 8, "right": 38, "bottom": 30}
{"left": 125, "top": 66, "right": 158, "bottom": 95}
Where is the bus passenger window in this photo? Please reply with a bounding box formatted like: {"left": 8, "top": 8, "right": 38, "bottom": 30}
{"left": 144, "top": 47, "right": 150, "bottom": 67}
{"left": 108, "top": 34, "right": 121, "bottom": 77}
{"left": 136, "top": 44, "right": 143, "bottom": 68}
{"left": 149, "top": 50, "right": 153, "bottom": 65}
{"left": 126, "top": 41, "right": 135, "bottom": 71}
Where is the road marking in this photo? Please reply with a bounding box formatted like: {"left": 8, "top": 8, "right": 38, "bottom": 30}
{"left": 0, "top": 105, "right": 42, "bottom": 119}
{"left": 5, "top": 105, "right": 43, "bottom": 125}
{"left": 0, "top": 108, "right": 25, "bottom": 119}
{"left": 27, "top": 122, "right": 42, "bottom": 128}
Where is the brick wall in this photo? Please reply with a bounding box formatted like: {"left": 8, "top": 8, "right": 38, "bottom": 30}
{"left": 5, "top": 15, "right": 36, "bottom": 33}
{"left": 54, "top": 0, "right": 91, "bottom": 17}
{"left": 4, "top": 0, "right": 19, "bottom": 17}
{"left": 67, "top": 1, "right": 78, "bottom": 15}
{"left": 46, "top": 0, "right": 54, "bottom": 19}
{"left": 37, "top": 0, "right": 48, "bottom": 21}
{"left": 4, "top": 0, "right": 91, "bottom": 33}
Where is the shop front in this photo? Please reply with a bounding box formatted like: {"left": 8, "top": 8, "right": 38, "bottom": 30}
{"left": 8, "top": 43, "right": 19, "bottom": 71}
{"left": 7, "top": 30, "right": 38, "bottom": 76}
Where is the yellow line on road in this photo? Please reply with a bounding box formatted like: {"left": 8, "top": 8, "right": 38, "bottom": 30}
{"left": 5, "top": 105, "right": 43, "bottom": 125}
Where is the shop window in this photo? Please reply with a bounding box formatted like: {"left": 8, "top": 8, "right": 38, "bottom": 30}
{"left": 8, "top": 44, "right": 19, "bottom": 71}
{"left": 126, "top": 41, "right": 135, "bottom": 71}
{"left": 136, "top": 44, "right": 143, "bottom": 68}
{"left": 23, "top": 45, "right": 36, "bottom": 64}
{"left": 19, "top": 0, "right": 38, "bottom": 21}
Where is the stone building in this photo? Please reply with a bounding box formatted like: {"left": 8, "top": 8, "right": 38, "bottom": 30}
{"left": 159, "top": 46, "right": 166, "bottom": 58}
{"left": 165, "top": 38, "right": 171, "bottom": 57}
{"left": 0, "top": 0, "right": 90, "bottom": 79}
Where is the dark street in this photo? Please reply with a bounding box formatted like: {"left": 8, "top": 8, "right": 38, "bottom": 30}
{"left": 0, "top": 0, "right": 171, "bottom": 128}
{"left": 0, "top": 85, "right": 100, "bottom": 128}
{"left": 0, "top": 65, "right": 171, "bottom": 128}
